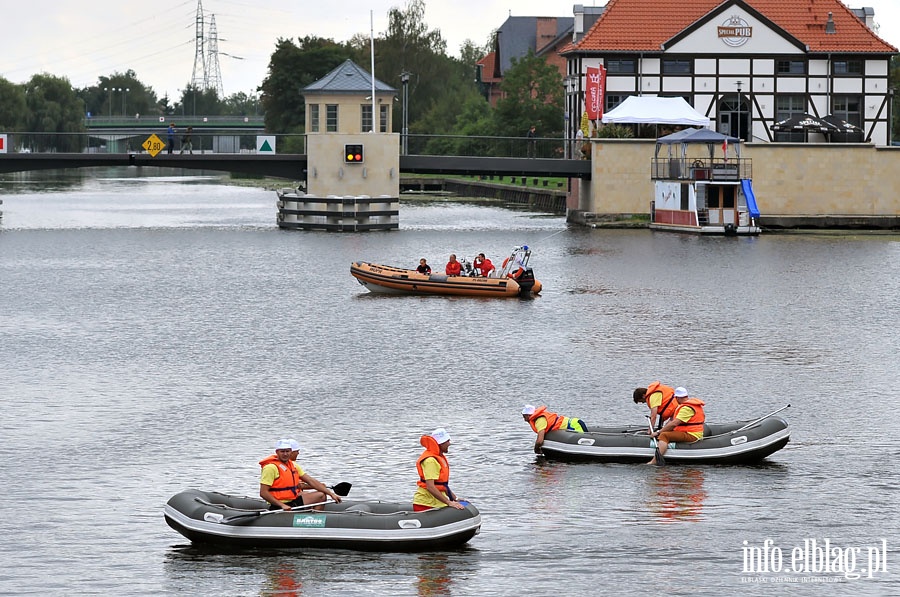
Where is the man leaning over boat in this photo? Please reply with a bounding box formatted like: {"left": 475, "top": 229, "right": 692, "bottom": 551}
{"left": 633, "top": 381, "right": 679, "bottom": 431}
{"left": 647, "top": 388, "right": 705, "bottom": 465}
{"left": 522, "top": 405, "right": 589, "bottom": 454}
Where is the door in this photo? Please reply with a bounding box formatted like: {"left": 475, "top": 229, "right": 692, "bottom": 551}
{"left": 718, "top": 96, "right": 749, "bottom": 141}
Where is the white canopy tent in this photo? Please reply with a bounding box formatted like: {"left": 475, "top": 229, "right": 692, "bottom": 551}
{"left": 601, "top": 96, "right": 711, "bottom": 126}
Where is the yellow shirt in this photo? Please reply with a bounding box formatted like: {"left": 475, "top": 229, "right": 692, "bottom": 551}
{"left": 260, "top": 462, "right": 305, "bottom": 502}
{"left": 413, "top": 457, "right": 448, "bottom": 508}
{"left": 675, "top": 406, "right": 703, "bottom": 440}
{"left": 647, "top": 390, "right": 664, "bottom": 410}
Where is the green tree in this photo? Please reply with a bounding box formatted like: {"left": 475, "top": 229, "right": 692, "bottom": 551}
{"left": 23, "top": 73, "right": 85, "bottom": 151}
{"left": 81, "top": 70, "right": 159, "bottom": 119}
{"left": 223, "top": 91, "right": 261, "bottom": 116}
{"left": 260, "top": 36, "right": 358, "bottom": 133}
{"left": 0, "top": 77, "right": 28, "bottom": 130}
{"left": 176, "top": 85, "right": 221, "bottom": 117}
{"left": 493, "top": 49, "right": 564, "bottom": 138}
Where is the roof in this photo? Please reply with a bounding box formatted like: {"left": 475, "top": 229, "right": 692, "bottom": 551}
{"left": 602, "top": 96, "right": 711, "bottom": 125}
{"left": 302, "top": 60, "right": 396, "bottom": 95}
{"left": 477, "top": 52, "right": 500, "bottom": 83}
{"left": 495, "top": 16, "right": 574, "bottom": 74}
{"left": 568, "top": 0, "right": 896, "bottom": 54}
{"left": 656, "top": 128, "right": 740, "bottom": 144}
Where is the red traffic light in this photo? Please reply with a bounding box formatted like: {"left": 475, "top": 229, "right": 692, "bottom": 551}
{"left": 344, "top": 144, "right": 364, "bottom": 163}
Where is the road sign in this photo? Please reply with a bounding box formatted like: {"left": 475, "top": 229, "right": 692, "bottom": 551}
{"left": 0, "top": 134, "right": 6, "bottom": 153}
{"left": 142, "top": 134, "right": 164, "bottom": 157}
{"left": 257, "top": 135, "right": 276, "bottom": 154}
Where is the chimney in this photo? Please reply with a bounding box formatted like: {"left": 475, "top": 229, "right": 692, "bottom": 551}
{"left": 573, "top": 4, "right": 585, "bottom": 43}
{"left": 825, "top": 12, "right": 836, "bottom": 34}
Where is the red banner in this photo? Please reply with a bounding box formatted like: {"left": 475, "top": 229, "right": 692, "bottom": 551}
{"left": 585, "top": 65, "right": 606, "bottom": 120}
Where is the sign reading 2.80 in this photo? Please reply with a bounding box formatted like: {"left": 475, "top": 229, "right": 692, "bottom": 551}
{"left": 142, "top": 134, "right": 165, "bottom": 157}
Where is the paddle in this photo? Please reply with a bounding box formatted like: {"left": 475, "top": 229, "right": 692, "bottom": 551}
{"left": 734, "top": 404, "right": 791, "bottom": 432}
{"left": 217, "top": 482, "right": 352, "bottom": 525}
{"left": 647, "top": 416, "right": 665, "bottom": 466}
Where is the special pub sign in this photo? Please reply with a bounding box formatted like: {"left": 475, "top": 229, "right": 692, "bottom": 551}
{"left": 719, "top": 15, "right": 752, "bottom": 47}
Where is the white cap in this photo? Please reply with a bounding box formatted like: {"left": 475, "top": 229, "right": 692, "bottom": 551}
{"left": 274, "top": 439, "right": 293, "bottom": 450}
{"left": 522, "top": 405, "right": 536, "bottom": 415}
{"left": 431, "top": 428, "right": 451, "bottom": 444}
{"left": 674, "top": 387, "right": 688, "bottom": 398}
{"left": 288, "top": 439, "right": 300, "bottom": 451}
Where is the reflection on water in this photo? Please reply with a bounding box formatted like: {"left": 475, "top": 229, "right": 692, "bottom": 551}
{"left": 415, "top": 554, "right": 452, "bottom": 597}
{"left": 647, "top": 467, "right": 707, "bottom": 523}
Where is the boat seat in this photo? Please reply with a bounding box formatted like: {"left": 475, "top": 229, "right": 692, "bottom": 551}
{"left": 345, "top": 504, "right": 373, "bottom": 513}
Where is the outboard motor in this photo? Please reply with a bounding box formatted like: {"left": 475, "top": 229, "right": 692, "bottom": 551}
{"left": 724, "top": 223, "right": 737, "bottom": 236}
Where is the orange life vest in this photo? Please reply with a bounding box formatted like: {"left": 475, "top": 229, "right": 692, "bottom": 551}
{"left": 259, "top": 455, "right": 301, "bottom": 501}
{"left": 416, "top": 435, "right": 451, "bottom": 495}
{"left": 646, "top": 381, "right": 678, "bottom": 420}
{"left": 526, "top": 406, "right": 564, "bottom": 433}
{"left": 673, "top": 398, "right": 706, "bottom": 435}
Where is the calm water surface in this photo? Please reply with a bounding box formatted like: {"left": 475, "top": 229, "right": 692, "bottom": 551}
{"left": 1, "top": 170, "right": 898, "bottom": 595}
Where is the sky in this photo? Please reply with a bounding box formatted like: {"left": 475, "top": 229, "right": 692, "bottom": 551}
{"left": 2, "top": 0, "right": 899, "bottom": 102}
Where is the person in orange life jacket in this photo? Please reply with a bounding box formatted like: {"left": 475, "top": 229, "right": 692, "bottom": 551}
{"left": 522, "top": 405, "right": 589, "bottom": 454}
{"left": 259, "top": 439, "right": 342, "bottom": 511}
{"left": 473, "top": 253, "right": 495, "bottom": 277}
{"left": 416, "top": 258, "right": 432, "bottom": 274}
{"left": 633, "top": 381, "right": 679, "bottom": 431}
{"left": 647, "top": 387, "right": 706, "bottom": 465}
{"left": 413, "top": 428, "right": 464, "bottom": 512}
{"left": 445, "top": 254, "right": 462, "bottom": 276}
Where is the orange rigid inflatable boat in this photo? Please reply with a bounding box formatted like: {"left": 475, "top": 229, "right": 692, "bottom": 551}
{"left": 351, "top": 246, "right": 542, "bottom": 298}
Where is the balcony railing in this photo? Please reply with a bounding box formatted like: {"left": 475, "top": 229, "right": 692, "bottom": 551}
{"left": 651, "top": 157, "right": 752, "bottom": 181}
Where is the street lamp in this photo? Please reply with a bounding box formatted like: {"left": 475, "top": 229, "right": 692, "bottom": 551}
{"left": 104, "top": 87, "right": 113, "bottom": 118}
{"left": 122, "top": 87, "right": 130, "bottom": 117}
{"left": 735, "top": 80, "right": 742, "bottom": 141}
{"left": 401, "top": 71, "right": 410, "bottom": 155}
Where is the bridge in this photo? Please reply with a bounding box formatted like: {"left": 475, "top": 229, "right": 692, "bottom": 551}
{"left": 0, "top": 133, "right": 592, "bottom": 179}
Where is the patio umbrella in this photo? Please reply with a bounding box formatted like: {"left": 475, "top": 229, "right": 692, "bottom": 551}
{"left": 822, "top": 115, "right": 864, "bottom": 135}
{"left": 771, "top": 113, "right": 839, "bottom": 134}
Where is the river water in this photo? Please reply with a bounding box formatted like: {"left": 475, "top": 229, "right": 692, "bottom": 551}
{"left": 1, "top": 170, "right": 898, "bottom": 596}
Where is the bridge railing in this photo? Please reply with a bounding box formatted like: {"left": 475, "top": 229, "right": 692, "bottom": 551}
{"left": 3, "top": 131, "right": 583, "bottom": 160}
{"left": 1, "top": 132, "right": 306, "bottom": 155}
{"left": 406, "top": 134, "right": 579, "bottom": 159}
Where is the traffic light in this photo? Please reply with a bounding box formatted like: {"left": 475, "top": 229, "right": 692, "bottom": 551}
{"left": 344, "top": 144, "right": 364, "bottom": 163}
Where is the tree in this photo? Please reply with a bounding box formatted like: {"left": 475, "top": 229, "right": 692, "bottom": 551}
{"left": 493, "top": 49, "right": 564, "bottom": 138}
{"left": 0, "top": 77, "right": 27, "bottom": 130}
{"left": 260, "top": 36, "right": 359, "bottom": 133}
{"left": 80, "top": 70, "right": 159, "bottom": 119}
{"left": 175, "top": 85, "right": 221, "bottom": 117}
{"left": 23, "top": 73, "right": 85, "bottom": 151}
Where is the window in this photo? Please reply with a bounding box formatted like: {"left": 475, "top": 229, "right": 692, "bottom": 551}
{"left": 361, "top": 104, "right": 373, "bottom": 132}
{"left": 775, "top": 95, "right": 806, "bottom": 142}
{"left": 606, "top": 94, "right": 632, "bottom": 111}
{"left": 309, "top": 104, "right": 319, "bottom": 133}
{"left": 606, "top": 59, "right": 636, "bottom": 74}
{"left": 662, "top": 59, "right": 692, "bottom": 75}
{"left": 832, "top": 95, "right": 862, "bottom": 127}
{"left": 833, "top": 59, "right": 863, "bottom": 75}
{"left": 326, "top": 104, "right": 338, "bottom": 132}
{"left": 380, "top": 105, "right": 389, "bottom": 133}
{"left": 776, "top": 60, "right": 806, "bottom": 75}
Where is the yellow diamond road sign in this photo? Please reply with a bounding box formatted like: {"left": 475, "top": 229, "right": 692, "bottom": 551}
{"left": 142, "top": 134, "right": 165, "bottom": 157}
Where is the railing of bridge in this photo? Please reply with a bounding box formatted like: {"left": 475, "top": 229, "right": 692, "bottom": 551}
{"left": 2, "top": 131, "right": 586, "bottom": 159}
{"left": 1, "top": 132, "right": 307, "bottom": 155}
{"left": 405, "top": 134, "right": 583, "bottom": 159}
